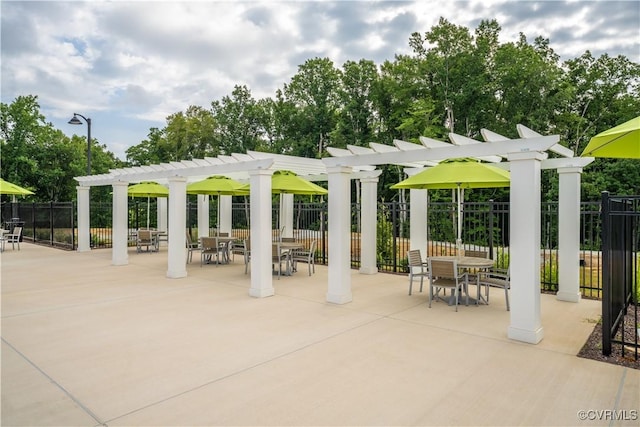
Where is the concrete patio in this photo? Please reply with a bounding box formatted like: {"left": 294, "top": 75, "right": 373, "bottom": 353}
{"left": 2, "top": 243, "right": 638, "bottom": 426}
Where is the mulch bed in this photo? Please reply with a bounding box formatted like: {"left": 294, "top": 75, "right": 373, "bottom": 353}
{"left": 577, "top": 305, "right": 640, "bottom": 370}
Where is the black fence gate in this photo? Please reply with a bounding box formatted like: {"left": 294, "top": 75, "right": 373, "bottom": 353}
{"left": 601, "top": 192, "right": 639, "bottom": 359}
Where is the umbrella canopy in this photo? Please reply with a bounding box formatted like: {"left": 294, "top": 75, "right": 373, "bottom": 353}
{"left": 270, "top": 170, "right": 328, "bottom": 195}
{"left": 128, "top": 181, "right": 169, "bottom": 229}
{"left": 187, "top": 175, "right": 249, "bottom": 196}
{"left": 187, "top": 176, "right": 248, "bottom": 236}
{"left": 127, "top": 181, "right": 169, "bottom": 198}
{"left": 581, "top": 116, "right": 640, "bottom": 159}
{"left": 238, "top": 170, "right": 328, "bottom": 195}
{"left": 391, "top": 158, "right": 510, "bottom": 251}
{"left": 0, "top": 178, "right": 35, "bottom": 196}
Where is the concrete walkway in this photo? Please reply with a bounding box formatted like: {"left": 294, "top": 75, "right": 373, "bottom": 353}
{"left": 1, "top": 243, "right": 638, "bottom": 426}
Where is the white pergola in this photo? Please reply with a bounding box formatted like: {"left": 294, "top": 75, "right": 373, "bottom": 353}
{"left": 75, "top": 125, "right": 593, "bottom": 345}
{"left": 322, "top": 125, "right": 594, "bottom": 344}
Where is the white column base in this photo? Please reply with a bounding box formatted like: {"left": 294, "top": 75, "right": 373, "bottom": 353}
{"left": 326, "top": 292, "right": 353, "bottom": 305}
{"left": 556, "top": 291, "right": 581, "bottom": 303}
{"left": 508, "top": 326, "right": 544, "bottom": 344}
{"left": 166, "top": 269, "right": 187, "bottom": 279}
{"left": 359, "top": 266, "right": 378, "bottom": 275}
{"left": 249, "top": 287, "right": 275, "bottom": 298}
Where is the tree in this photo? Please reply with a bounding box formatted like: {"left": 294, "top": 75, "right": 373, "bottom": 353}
{"left": 331, "top": 59, "right": 379, "bottom": 148}
{"left": 283, "top": 57, "right": 342, "bottom": 157}
{"left": 1, "top": 95, "right": 118, "bottom": 201}
{"left": 211, "top": 85, "right": 262, "bottom": 155}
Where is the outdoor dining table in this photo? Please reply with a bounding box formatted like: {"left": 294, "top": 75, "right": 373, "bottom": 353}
{"left": 429, "top": 255, "right": 495, "bottom": 305}
{"left": 213, "top": 236, "right": 237, "bottom": 264}
{"left": 273, "top": 241, "right": 305, "bottom": 276}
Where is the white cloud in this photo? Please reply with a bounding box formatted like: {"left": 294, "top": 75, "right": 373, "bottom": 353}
{"left": 2, "top": 0, "right": 638, "bottom": 160}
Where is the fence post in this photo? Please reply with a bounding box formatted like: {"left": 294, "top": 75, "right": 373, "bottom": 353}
{"left": 71, "top": 201, "right": 76, "bottom": 250}
{"left": 601, "top": 191, "right": 611, "bottom": 355}
{"left": 49, "top": 201, "right": 54, "bottom": 246}
{"left": 489, "top": 199, "right": 494, "bottom": 259}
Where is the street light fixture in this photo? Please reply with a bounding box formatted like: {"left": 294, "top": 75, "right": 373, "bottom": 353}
{"left": 68, "top": 113, "right": 92, "bottom": 175}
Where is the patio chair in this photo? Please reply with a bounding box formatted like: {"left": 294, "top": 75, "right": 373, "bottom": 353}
{"left": 463, "top": 249, "right": 488, "bottom": 289}
{"left": 136, "top": 230, "right": 157, "bottom": 253}
{"left": 407, "top": 249, "right": 429, "bottom": 295}
{"left": 201, "top": 237, "right": 223, "bottom": 266}
{"left": 5, "top": 226, "right": 22, "bottom": 251}
{"left": 428, "top": 258, "right": 469, "bottom": 311}
{"left": 291, "top": 240, "right": 316, "bottom": 276}
{"left": 272, "top": 243, "right": 291, "bottom": 279}
{"left": 477, "top": 267, "right": 511, "bottom": 310}
{"left": 241, "top": 239, "right": 252, "bottom": 274}
{"left": 186, "top": 231, "right": 201, "bottom": 263}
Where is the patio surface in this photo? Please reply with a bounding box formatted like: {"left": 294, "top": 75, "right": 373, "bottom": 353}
{"left": 1, "top": 243, "right": 638, "bottom": 426}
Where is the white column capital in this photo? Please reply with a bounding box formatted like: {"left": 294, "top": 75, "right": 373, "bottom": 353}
{"left": 326, "top": 165, "right": 353, "bottom": 175}
{"left": 359, "top": 176, "right": 379, "bottom": 184}
{"left": 507, "top": 151, "right": 547, "bottom": 162}
{"left": 167, "top": 175, "right": 187, "bottom": 184}
{"left": 556, "top": 166, "right": 584, "bottom": 175}
{"left": 248, "top": 168, "right": 274, "bottom": 178}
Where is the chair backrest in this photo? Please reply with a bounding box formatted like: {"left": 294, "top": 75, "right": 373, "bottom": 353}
{"left": 407, "top": 250, "right": 424, "bottom": 267}
{"left": 429, "top": 259, "right": 457, "bottom": 279}
{"left": 11, "top": 226, "right": 22, "bottom": 237}
{"left": 465, "top": 249, "right": 488, "bottom": 259}
{"left": 201, "top": 237, "right": 218, "bottom": 251}
{"left": 186, "top": 230, "right": 193, "bottom": 246}
{"left": 309, "top": 240, "right": 317, "bottom": 255}
{"left": 138, "top": 230, "right": 152, "bottom": 242}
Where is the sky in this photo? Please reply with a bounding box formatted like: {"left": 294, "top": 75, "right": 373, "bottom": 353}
{"left": 2, "top": 0, "right": 639, "bottom": 161}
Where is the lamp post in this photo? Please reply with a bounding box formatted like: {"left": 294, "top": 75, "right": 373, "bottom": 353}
{"left": 68, "top": 113, "right": 92, "bottom": 175}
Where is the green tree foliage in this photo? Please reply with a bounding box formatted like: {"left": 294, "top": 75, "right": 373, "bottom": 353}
{"left": 1, "top": 95, "right": 118, "bottom": 201}
{"left": 4, "top": 18, "right": 640, "bottom": 203}
{"left": 283, "top": 57, "right": 342, "bottom": 157}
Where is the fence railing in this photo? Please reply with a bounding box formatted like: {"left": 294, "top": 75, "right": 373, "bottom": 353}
{"left": 2, "top": 199, "right": 608, "bottom": 297}
{"left": 601, "top": 192, "right": 638, "bottom": 360}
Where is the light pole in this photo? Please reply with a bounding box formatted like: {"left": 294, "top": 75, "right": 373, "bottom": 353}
{"left": 68, "top": 113, "right": 92, "bottom": 175}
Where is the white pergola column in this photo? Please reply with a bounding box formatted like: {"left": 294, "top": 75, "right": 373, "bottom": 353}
{"left": 507, "top": 151, "right": 546, "bottom": 344}
{"left": 556, "top": 166, "right": 583, "bottom": 303}
{"left": 327, "top": 166, "right": 353, "bottom": 304}
{"left": 409, "top": 188, "right": 428, "bottom": 254}
{"left": 359, "top": 176, "right": 378, "bottom": 274}
{"left": 280, "top": 193, "right": 294, "bottom": 238}
{"left": 219, "top": 195, "right": 232, "bottom": 236}
{"left": 197, "top": 195, "right": 209, "bottom": 238}
{"left": 111, "top": 181, "right": 129, "bottom": 266}
{"left": 76, "top": 185, "right": 91, "bottom": 252}
{"left": 249, "top": 169, "right": 274, "bottom": 298}
{"left": 166, "top": 176, "right": 187, "bottom": 279}
{"left": 157, "top": 197, "right": 168, "bottom": 234}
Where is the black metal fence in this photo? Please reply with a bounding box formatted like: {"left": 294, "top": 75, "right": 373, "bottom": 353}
{"left": 601, "top": 192, "right": 639, "bottom": 360}
{"left": 2, "top": 199, "right": 608, "bottom": 298}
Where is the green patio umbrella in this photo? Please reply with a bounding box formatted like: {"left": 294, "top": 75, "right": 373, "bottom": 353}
{"left": 239, "top": 170, "right": 328, "bottom": 195}
{"left": 0, "top": 178, "right": 35, "bottom": 219}
{"left": 391, "top": 158, "right": 510, "bottom": 251}
{"left": 239, "top": 170, "right": 327, "bottom": 236}
{"left": 187, "top": 175, "right": 249, "bottom": 235}
{"left": 270, "top": 170, "right": 328, "bottom": 195}
{"left": 0, "top": 178, "right": 35, "bottom": 197}
{"left": 128, "top": 181, "right": 169, "bottom": 229}
{"left": 581, "top": 116, "right": 640, "bottom": 159}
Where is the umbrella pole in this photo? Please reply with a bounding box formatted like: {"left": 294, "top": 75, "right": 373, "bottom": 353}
{"left": 147, "top": 197, "right": 150, "bottom": 229}
{"left": 456, "top": 186, "right": 463, "bottom": 255}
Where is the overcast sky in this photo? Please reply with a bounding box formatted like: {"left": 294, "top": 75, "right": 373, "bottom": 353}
{"left": 2, "top": 0, "right": 639, "bottom": 161}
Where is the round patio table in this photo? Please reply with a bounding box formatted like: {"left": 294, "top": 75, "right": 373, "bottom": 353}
{"left": 429, "top": 255, "right": 495, "bottom": 305}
